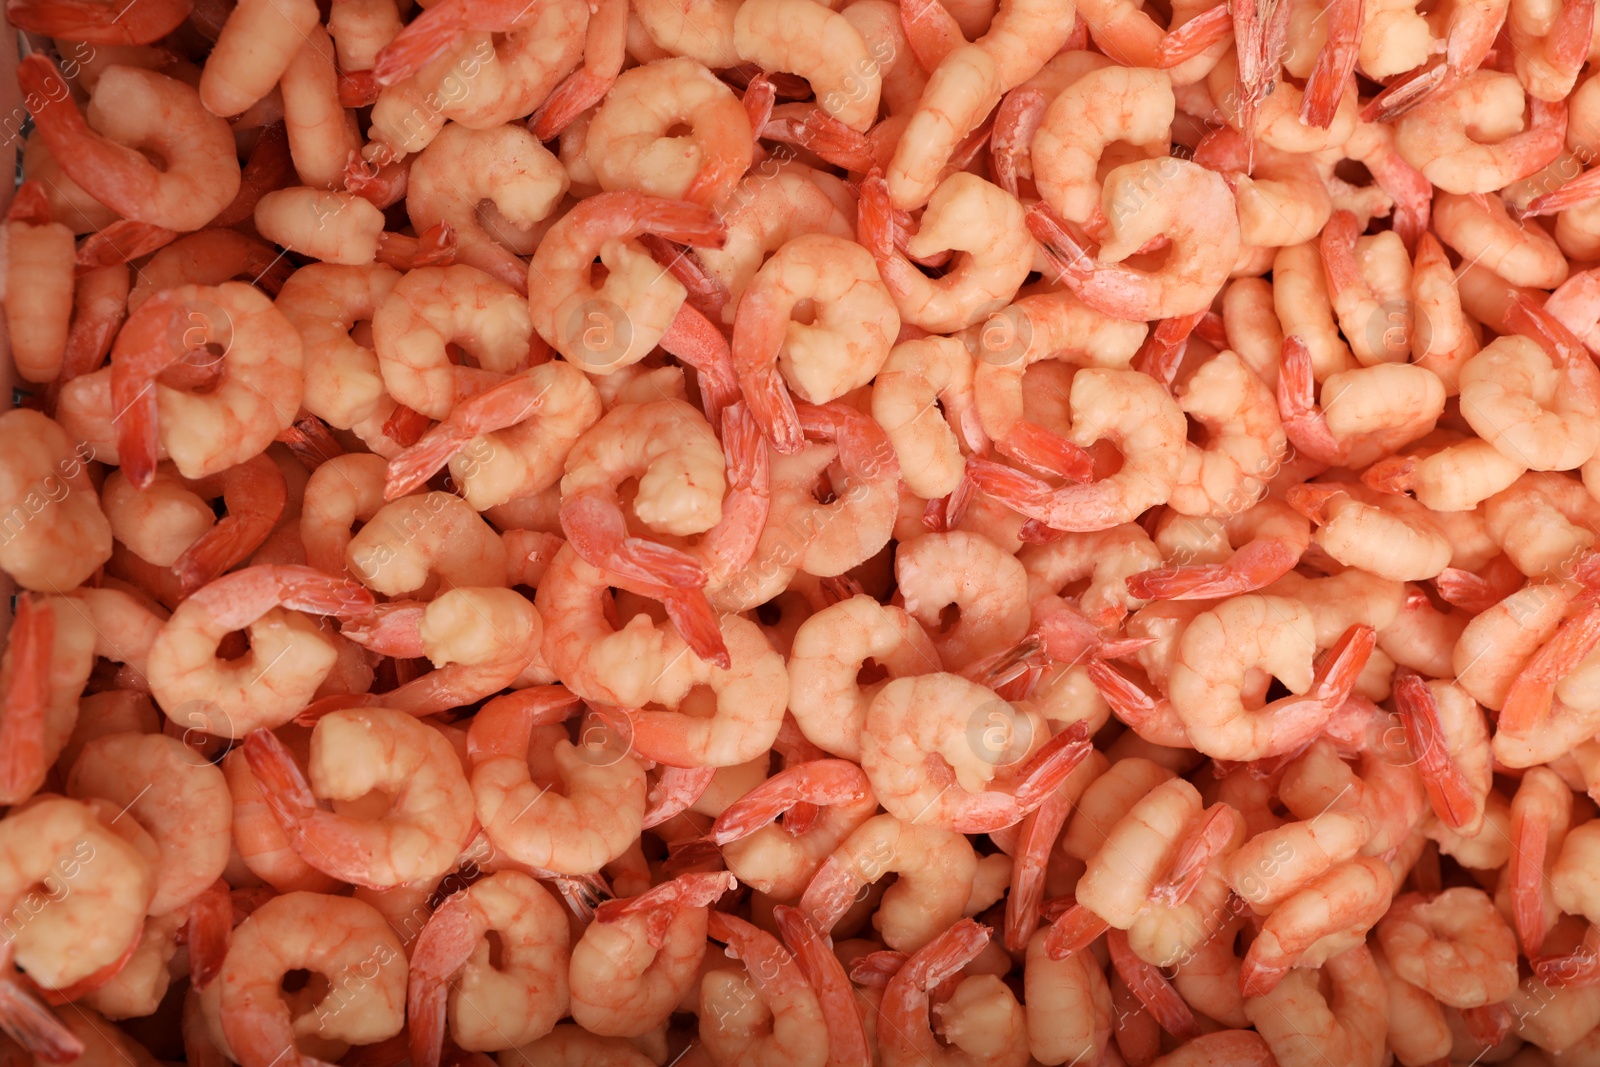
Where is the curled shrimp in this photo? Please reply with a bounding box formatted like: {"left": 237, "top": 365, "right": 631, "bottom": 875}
{"left": 0, "top": 410, "right": 112, "bottom": 592}
{"left": 243, "top": 707, "right": 475, "bottom": 887}
{"left": 585, "top": 57, "right": 753, "bottom": 207}
{"left": 732, "top": 233, "right": 900, "bottom": 453}
{"left": 858, "top": 171, "right": 1034, "bottom": 334}
{"left": 1027, "top": 160, "right": 1240, "bottom": 319}
{"left": 407, "top": 870, "right": 570, "bottom": 1065}
{"left": 569, "top": 872, "right": 735, "bottom": 1037}
{"left": 19, "top": 57, "right": 240, "bottom": 232}
{"left": 967, "top": 367, "right": 1187, "bottom": 532}
{"left": 1375, "top": 888, "right": 1519, "bottom": 1008}
{"left": 216, "top": 891, "right": 405, "bottom": 1064}
{"left": 146, "top": 565, "right": 374, "bottom": 737}
{"left": 861, "top": 672, "right": 1093, "bottom": 832}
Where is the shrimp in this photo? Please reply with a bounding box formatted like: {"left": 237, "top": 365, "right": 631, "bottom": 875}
{"left": 1288, "top": 482, "right": 1453, "bottom": 581}
{"left": 6, "top": 0, "right": 189, "bottom": 41}
{"left": 732, "top": 233, "right": 900, "bottom": 453}
{"left": 407, "top": 871, "right": 569, "bottom": 1065}
{"left": 1434, "top": 191, "right": 1569, "bottom": 289}
{"left": 1459, "top": 333, "right": 1600, "bottom": 473}
{"left": 585, "top": 58, "right": 753, "bottom": 207}
{"left": 623, "top": 614, "right": 787, "bottom": 767}
{"left": 243, "top": 707, "right": 475, "bottom": 887}
{"left": 253, "top": 188, "right": 387, "bottom": 266}
{"left": 787, "top": 595, "right": 941, "bottom": 761}
{"left": 555, "top": 398, "right": 725, "bottom": 583}
{"left": 1166, "top": 350, "right": 1286, "bottom": 518}
{"left": 1375, "top": 888, "right": 1519, "bottom": 1008}
{"left": 1027, "top": 160, "right": 1240, "bottom": 319}
{"left": 0, "top": 409, "right": 112, "bottom": 592}
{"left": 145, "top": 564, "right": 374, "bottom": 738}
{"left": 799, "top": 813, "right": 978, "bottom": 952}
{"left": 966, "top": 367, "right": 1187, "bottom": 531}
{"left": 877, "top": 919, "right": 1023, "bottom": 1067}
{"left": 1139, "top": 596, "right": 1373, "bottom": 760}
{"left": 467, "top": 687, "right": 648, "bottom": 874}
{"left": 1240, "top": 858, "right": 1395, "bottom": 996}
{"left": 1394, "top": 71, "right": 1566, "bottom": 193}
{"left": 108, "top": 283, "right": 303, "bottom": 489}
{"left": 277, "top": 263, "right": 403, "bottom": 435}
{"left": 1245, "top": 944, "right": 1388, "bottom": 1067}
{"left": 1484, "top": 471, "right": 1600, "bottom": 577}
{"left": 1362, "top": 431, "right": 1526, "bottom": 512}
{"left": 896, "top": 531, "right": 1031, "bottom": 669}
{"left": 861, "top": 672, "right": 1093, "bottom": 832}
{"left": 1030, "top": 66, "right": 1175, "bottom": 228}
{"left": 387, "top": 364, "right": 602, "bottom": 511}
{"left": 1024, "top": 927, "right": 1114, "bottom": 1064}
{"left": 713, "top": 759, "right": 880, "bottom": 899}
{"left": 734, "top": 0, "right": 880, "bottom": 131}
{"left": 216, "top": 892, "right": 405, "bottom": 1065}
{"left": 0, "top": 797, "right": 155, "bottom": 994}
{"left": 344, "top": 492, "right": 508, "bottom": 596}
{"left": 569, "top": 872, "right": 735, "bottom": 1037}
{"left": 1131, "top": 498, "right": 1308, "bottom": 601}
{"left": 858, "top": 171, "right": 1034, "bottom": 333}
{"left": 65, "top": 732, "right": 231, "bottom": 919}
{"left": 406, "top": 122, "right": 568, "bottom": 293}
{"left": 1277, "top": 337, "right": 1446, "bottom": 468}
{"left": 527, "top": 192, "right": 729, "bottom": 378}
{"left": 19, "top": 58, "right": 240, "bottom": 232}
{"left": 873, "top": 336, "right": 985, "bottom": 499}
{"left": 1, "top": 183, "right": 73, "bottom": 385}
{"left": 371, "top": 264, "right": 532, "bottom": 419}
{"left": 698, "top": 910, "right": 826, "bottom": 1067}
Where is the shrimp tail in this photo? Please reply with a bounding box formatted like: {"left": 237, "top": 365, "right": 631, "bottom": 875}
{"left": 849, "top": 949, "right": 909, "bottom": 986}
{"left": 276, "top": 415, "right": 345, "bottom": 472}
{"left": 1522, "top": 164, "right": 1600, "bottom": 217}
{"left": 1500, "top": 604, "right": 1600, "bottom": 733}
{"left": 1151, "top": 804, "right": 1237, "bottom": 907}
{"left": 1532, "top": 926, "right": 1600, "bottom": 987}
{"left": 899, "top": 0, "right": 965, "bottom": 71}
{"left": 385, "top": 429, "right": 470, "bottom": 500}
{"left": 1460, "top": 1003, "right": 1515, "bottom": 1047}
{"left": 1043, "top": 902, "right": 1110, "bottom": 960}
{"left": 990, "top": 88, "right": 1047, "bottom": 197}
{"left": 774, "top": 904, "right": 874, "bottom": 1067}
{"left": 1005, "top": 788, "right": 1072, "bottom": 951}
{"left": 372, "top": 0, "right": 471, "bottom": 86}
{"left": 0, "top": 976, "right": 83, "bottom": 1064}
{"left": 1237, "top": 953, "right": 1290, "bottom": 998}
{"left": 710, "top": 759, "right": 870, "bottom": 844}
{"left": 642, "top": 765, "right": 717, "bottom": 828}
{"left": 174, "top": 499, "right": 286, "bottom": 597}
{"left": 530, "top": 69, "right": 617, "bottom": 141}
{"left": 185, "top": 879, "right": 233, "bottom": 990}
{"left": 1309, "top": 623, "right": 1377, "bottom": 707}
{"left": 964, "top": 455, "right": 1054, "bottom": 506}
{"left": 75, "top": 221, "right": 180, "bottom": 274}
{"left": 994, "top": 421, "right": 1096, "bottom": 483}
{"left": 1109, "top": 929, "right": 1198, "bottom": 1039}
{"left": 241, "top": 728, "right": 320, "bottom": 830}
{"left": 407, "top": 894, "right": 483, "bottom": 1067}
{"left": 659, "top": 587, "right": 732, "bottom": 669}
{"left": 269, "top": 565, "right": 377, "bottom": 618}
{"left": 1157, "top": 2, "right": 1233, "bottom": 66}
{"left": 660, "top": 305, "right": 741, "bottom": 426}
{"left": 741, "top": 365, "right": 806, "bottom": 455}
{"left": 0, "top": 596, "right": 54, "bottom": 804}
{"left": 1134, "top": 310, "right": 1208, "bottom": 390}
{"left": 1086, "top": 659, "right": 1168, "bottom": 734}
{"left": 1361, "top": 454, "right": 1416, "bottom": 494}
{"left": 1511, "top": 807, "right": 1551, "bottom": 956}
{"left": 7, "top": 0, "right": 189, "bottom": 44}
{"left": 1125, "top": 537, "right": 1300, "bottom": 600}
{"left": 6, "top": 181, "right": 50, "bottom": 226}
{"left": 1009, "top": 720, "right": 1095, "bottom": 809}
{"left": 633, "top": 195, "right": 728, "bottom": 249}
{"left": 1298, "top": 0, "right": 1361, "bottom": 127}
{"left": 560, "top": 491, "right": 708, "bottom": 589}
{"left": 341, "top": 601, "right": 430, "bottom": 658}
{"left": 1393, "top": 670, "right": 1478, "bottom": 829}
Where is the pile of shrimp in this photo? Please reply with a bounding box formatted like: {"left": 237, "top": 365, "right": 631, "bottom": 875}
{"left": 15, "top": 0, "right": 1600, "bottom": 1060}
